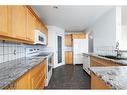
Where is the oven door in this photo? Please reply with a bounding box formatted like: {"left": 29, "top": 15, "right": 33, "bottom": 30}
{"left": 48, "top": 55, "right": 53, "bottom": 72}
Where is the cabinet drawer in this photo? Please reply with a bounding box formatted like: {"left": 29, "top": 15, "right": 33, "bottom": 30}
{"left": 35, "top": 74, "right": 45, "bottom": 89}
{"left": 31, "top": 61, "right": 46, "bottom": 89}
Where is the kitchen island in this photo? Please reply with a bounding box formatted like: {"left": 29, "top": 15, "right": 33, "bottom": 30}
{"left": 90, "top": 66, "right": 127, "bottom": 89}
{"left": 84, "top": 53, "right": 127, "bottom": 66}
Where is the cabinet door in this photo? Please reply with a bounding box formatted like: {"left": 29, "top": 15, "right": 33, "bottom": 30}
{"left": 73, "top": 33, "right": 85, "bottom": 39}
{"left": 40, "top": 24, "right": 45, "bottom": 32}
{"left": 91, "top": 73, "right": 109, "bottom": 89}
{"left": 78, "top": 33, "right": 86, "bottom": 39}
{"left": 15, "top": 72, "right": 30, "bottom": 89}
{"left": 30, "top": 60, "right": 46, "bottom": 89}
{"left": 26, "top": 8, "right": 35, "bottom": 42}
{"left": 65, "top": 34, "right": 72, "bottom": 46}
{"left": 40, "top": 23, "right": 48, "bottom": 45}
{"left": 65, "top": 52, "right": 68, "bottom": 64}
{"left": 35, "top": 18, "right": 41, "bottom": 30}
{"left": 0, "top": 6, "right": 11, "bottom": 36}
{"left": 68, "top": 52, "right": 73, "bottom": 64}
{"left": 11, "top": 6, "right": 27, "bottom": 40}
{"left": 65, "top": 52, "right": 73, "bottom": 64}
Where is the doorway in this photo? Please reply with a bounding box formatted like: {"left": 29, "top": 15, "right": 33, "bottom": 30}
{"left": 57, "top": 36, "right": 62, "bottom": 64}
{"left": 55, "top": 33, "right": 65, "bottom": 68}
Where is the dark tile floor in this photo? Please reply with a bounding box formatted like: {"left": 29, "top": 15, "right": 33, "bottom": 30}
{"left": 44, "top": 64, "right": 91, "bottom": 89}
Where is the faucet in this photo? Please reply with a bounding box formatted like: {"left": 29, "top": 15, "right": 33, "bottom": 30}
{"left": 115, "top": 42, "right": 122, "bottom": 57}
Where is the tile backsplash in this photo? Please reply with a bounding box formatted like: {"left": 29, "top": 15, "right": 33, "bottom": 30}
{"left": 95, "top": 46, "right": 127, "bottom": 57}
{"left": 0, "top": 41, "right": 25, "bottom": 63}
{"left": 94, "top": 46, "right": 117, "bottom": 56}
{"left": 0, "top": 40, "right": 50, "bottom": 63}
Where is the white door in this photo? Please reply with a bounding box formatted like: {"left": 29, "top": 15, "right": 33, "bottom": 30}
{"left": 55, "top": 33, "right": 65, "bottom": 67}
{"left": 73, "top": 39, "right": 88, "bottom": 64}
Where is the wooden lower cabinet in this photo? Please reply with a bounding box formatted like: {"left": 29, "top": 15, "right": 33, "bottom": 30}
{"left": 65, "top": 51, "right": 73, "bottom": 64}
{"left": 4, "top": 60, "right": 46, "bottom": 90}
{"left": 30, "top": 60, "right": 46, "bottom": 89}
{"left": 15, "top": 71, "right": 31, "bottom": 89}
{"left": 91, "top": 73, "right": 109, "bottom": 89}
{"left": 90, "top": 56, "right": 121, "bottom": 67}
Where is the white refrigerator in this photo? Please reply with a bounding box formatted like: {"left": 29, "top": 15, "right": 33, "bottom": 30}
{"left": 73, "top": 39, "right": 88, "bottom": 64}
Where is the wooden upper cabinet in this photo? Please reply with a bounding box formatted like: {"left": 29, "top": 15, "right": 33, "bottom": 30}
{"left": 26, "top": 8, "right": 35, "bottom": 42}
{"left": 72, "top": 33, "right": 86, "bottom": 39}
{"left": 11, "top": 6, "right": 27, "bottom": 40}
{"left": 35, "top": 18, "right": 40, "bottom": 30}
{"left": 65, "top": 34, "right": 72, "bottom": 46}
{"left": 0, "top": 6, "right": 12, "bottom": 37}
{"left": 0, "top": 6, "right": 48, "bottom": 44}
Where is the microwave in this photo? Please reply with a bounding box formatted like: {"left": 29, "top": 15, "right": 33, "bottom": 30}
{"left": 34, "top": 29, "right": 46, "bottom": 45}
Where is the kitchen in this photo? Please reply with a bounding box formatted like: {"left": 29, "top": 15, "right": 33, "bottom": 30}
{"left": 0, "top": 5, "right": 127, "bottom": 90}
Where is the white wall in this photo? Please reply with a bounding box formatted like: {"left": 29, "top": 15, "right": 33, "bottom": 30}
{"left": 121, "top": 25, "right": 127, "bottom": 50}
{"left": 121, "top": 7, "right": 127, "bottom": 50}
{"left": 47, "top": 26, "right": 65, "bottom": 68}
{"left": 92, "top": 8, "right": 117, "bottom": 53}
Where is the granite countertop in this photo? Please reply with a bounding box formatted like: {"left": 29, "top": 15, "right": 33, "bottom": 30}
{"left": 82, "top": 53, "right": 127, "bottom": 66}
{"left": 0, "top": 55, "right": 46, "bottom": 89}
{"left": 90, "top": 66, "right": 127, "bottom": 89}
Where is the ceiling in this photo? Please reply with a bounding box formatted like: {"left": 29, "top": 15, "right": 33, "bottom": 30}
{"left": 32, "top": 6, "right": 114, "bottom": 32}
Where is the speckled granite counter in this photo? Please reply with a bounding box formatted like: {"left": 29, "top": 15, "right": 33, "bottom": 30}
{"left": 0, "top": 55, "right": 46, "bottom": 89}
{"left": 83, "top": 53, "right": 127, "bottom": 66}
{"left": 90, "top": 66, "right": 127, "bottom": 89}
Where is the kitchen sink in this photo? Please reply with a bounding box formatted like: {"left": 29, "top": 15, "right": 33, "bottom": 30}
{"left": 98, "top": 55, "right": 127, "bottom": 60}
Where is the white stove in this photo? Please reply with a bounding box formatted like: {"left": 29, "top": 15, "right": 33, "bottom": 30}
{"left": 37, "top": 52, "right": 53, "bottom": 86}
{"left": 26, "top": 48, "right": 53, "bottom": 87}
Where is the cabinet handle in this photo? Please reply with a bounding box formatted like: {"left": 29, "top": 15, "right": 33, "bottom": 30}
{"left": 13, "top": 83, "right": 16, "bottom": 89}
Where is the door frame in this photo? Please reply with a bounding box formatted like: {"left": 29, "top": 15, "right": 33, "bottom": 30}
{"left": 54, "top": 33, "right": 65, "bottom": 68}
